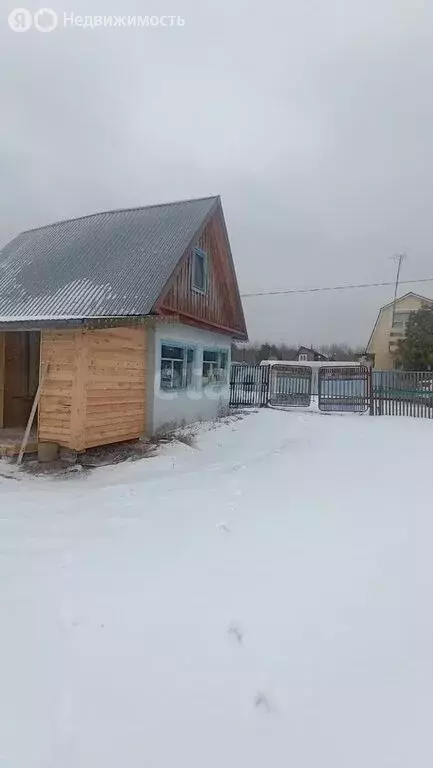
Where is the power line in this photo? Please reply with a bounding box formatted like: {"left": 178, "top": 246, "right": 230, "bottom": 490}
{"left": 241, "top": 277, "right": 433, "bottom": 298}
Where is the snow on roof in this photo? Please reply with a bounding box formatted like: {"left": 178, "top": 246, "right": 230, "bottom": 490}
{"left": 0, "top": 197, "right": 219, "bottom": 321}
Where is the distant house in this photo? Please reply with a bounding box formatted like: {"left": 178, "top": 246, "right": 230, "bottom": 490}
{"left": 296, "top": 346, "right": 328, "bottom": 363}
{"left": 366, "top": 292, "right": 433, "bottom": 369}
{"left": 0, "top": 196, "right": 247, "bottom": 456}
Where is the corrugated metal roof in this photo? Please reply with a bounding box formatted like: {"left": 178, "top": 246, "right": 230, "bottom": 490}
{"left": 0, "top": 196, "right": 219, "bottom": 321}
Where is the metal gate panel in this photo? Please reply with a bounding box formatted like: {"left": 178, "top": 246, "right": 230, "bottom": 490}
{"left": 230, "top": 364, "right": 270, "bottom": 407}
{"left": 318, "top": 366, "right": 370, "bottom": 412}
{"left": 269, "top": 365, "right": 312, "bottom": 407}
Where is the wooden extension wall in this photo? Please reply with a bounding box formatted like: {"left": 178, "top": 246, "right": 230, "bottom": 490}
{"left": 85, "top": 327, "right": 146, "bottom": 449}
{"left": 39, "top": 327, "right": 147, "bottom": 451}
{"left": 0, "top": 333, "right": 5, "bottom": 428}
{"left": 39, "top": 329, "right": 76, "bottom": 446}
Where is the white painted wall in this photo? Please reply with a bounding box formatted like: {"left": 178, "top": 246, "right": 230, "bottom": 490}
{"left": 151, "top": 322, "right": 232, "bottom": 432}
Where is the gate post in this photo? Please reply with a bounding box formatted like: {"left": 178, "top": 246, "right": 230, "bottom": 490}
{"left": 368, "top": 366, "right": 374, "bottom": 415}
{"left": 260, "top": 364, "right": 270, "bottom": 407}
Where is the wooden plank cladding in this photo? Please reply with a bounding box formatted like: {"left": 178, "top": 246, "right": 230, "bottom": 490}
{"left": 85, "top": 327, "right": 146, "bottom": 449}
{"left": 38, "top": 329, "right": 76, "bottom": 447}
{"left": 39, "top": 327, "right": 147, "bottom": 451}
{"left": 0, "top": 332, "right": 5, "bottom": 428}
{"left": 158, "top": 209, "right": 246, "bottom": 337}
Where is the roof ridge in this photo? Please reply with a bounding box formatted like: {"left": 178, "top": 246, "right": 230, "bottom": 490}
{"left": 379, "top": 291, "right": 433, "bottom": 311}
{"left": 20, "top": 195, "right": 220, "bottom": 236}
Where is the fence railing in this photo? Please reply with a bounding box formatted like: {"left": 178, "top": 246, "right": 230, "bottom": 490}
{"left": 372, "top": 371, "right": 433, "bottom": 418}
{"left": 230, "top": 364, "right": 433, "bottom": 418}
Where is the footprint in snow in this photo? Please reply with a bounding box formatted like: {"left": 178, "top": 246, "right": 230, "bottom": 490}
{"left": 216, "top": 522, "right": 231, "bottom": 534}
{"left": 228, "top": 623, "right": 243, "bottom": 644}
{"left": 254, "top": 691, "right": 273, "bottom": 713}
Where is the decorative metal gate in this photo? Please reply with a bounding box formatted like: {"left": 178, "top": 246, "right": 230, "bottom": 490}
{"left": 230, "top": 363, "right": 433, "bottom": 419}
{"left": 318, "top": 366, "right": 371, "bottom": 412}
{"left": 229, "top": 364, "right": 270, "bottom": 407}
{"left": 269, "top": 364, "right": 312, "bottom": 407}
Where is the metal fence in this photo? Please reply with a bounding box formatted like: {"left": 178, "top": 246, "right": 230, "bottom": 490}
{"left": 372, "top": 370, "right": 433, "bottom": 418}
{"left": 230, "top": 364, "right": 433, "bottom": 419}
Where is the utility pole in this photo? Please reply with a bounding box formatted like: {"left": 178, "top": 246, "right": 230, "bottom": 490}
{"left": 390, "top": 253, "right": 406, "bottom": 328}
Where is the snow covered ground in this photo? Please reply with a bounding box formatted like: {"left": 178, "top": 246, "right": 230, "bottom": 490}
{"left": 1, "top": 409, "right": 433, "bottom": 768}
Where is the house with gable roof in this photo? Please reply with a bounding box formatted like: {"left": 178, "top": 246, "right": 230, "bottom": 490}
{"left": 0, "top": 195, "right": 247, "bottom": 455}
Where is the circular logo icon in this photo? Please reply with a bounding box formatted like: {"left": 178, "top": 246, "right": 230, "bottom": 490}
{"left": 33, "top": 7, "right": 58, "bottom": 32}
{"left": 8, "top": 7, "right": 32, "bottom": 31}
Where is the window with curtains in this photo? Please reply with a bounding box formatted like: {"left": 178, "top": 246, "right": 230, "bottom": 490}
{"left": 202, "top": 349, "right": 229, "bottom": 386}
{"left": 160, "top": 343, "right": 195, "bottom": 390}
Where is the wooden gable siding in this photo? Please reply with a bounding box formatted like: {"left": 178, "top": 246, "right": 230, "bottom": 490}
{"left": 158, "top": 210, "right": 246, "bottom": 337}
{"left": 39, "top": 327, "right": 147, "bottom": 451}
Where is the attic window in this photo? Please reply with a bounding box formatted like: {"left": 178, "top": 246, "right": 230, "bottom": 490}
{"left": 192, "top": 248, "right": 207, "bottom": 293}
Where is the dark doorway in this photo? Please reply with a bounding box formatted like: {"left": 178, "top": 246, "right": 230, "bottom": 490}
{"left": 2, "top": 332, "right": 40, "bottom": 428}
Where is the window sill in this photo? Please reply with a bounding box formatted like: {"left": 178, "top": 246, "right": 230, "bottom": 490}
{"left": 202, "top": 381, "right": 228, "bottom": 388}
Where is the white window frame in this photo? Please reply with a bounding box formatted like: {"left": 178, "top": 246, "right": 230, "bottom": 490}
{"left": 202, "top": 348, "right": 229, "bottom": 386}
{"left": 160, "top": 342, "right": 196, "bottom": 391}
{"left": 392, "top": 312, "right": 411, "bottom": 329}
{"left": 192, "top": 248, "right": 208, "bottom": 293}
{"left": 298, "top": 353, "right": 308, "bottom": 362}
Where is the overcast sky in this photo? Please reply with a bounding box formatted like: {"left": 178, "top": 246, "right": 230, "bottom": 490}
{"left": 2, "top": 0, "right": 433, "bottom": 346}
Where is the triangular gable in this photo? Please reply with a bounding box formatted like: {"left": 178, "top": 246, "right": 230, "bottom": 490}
{"left": 154, "top": 199, "right": 248, "bottom": 340}
{"left": 377, "top": 291, "right": 432, "bottom": 312}
{"left": 366, "top": 292, "right": 433, "bottom": 351}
